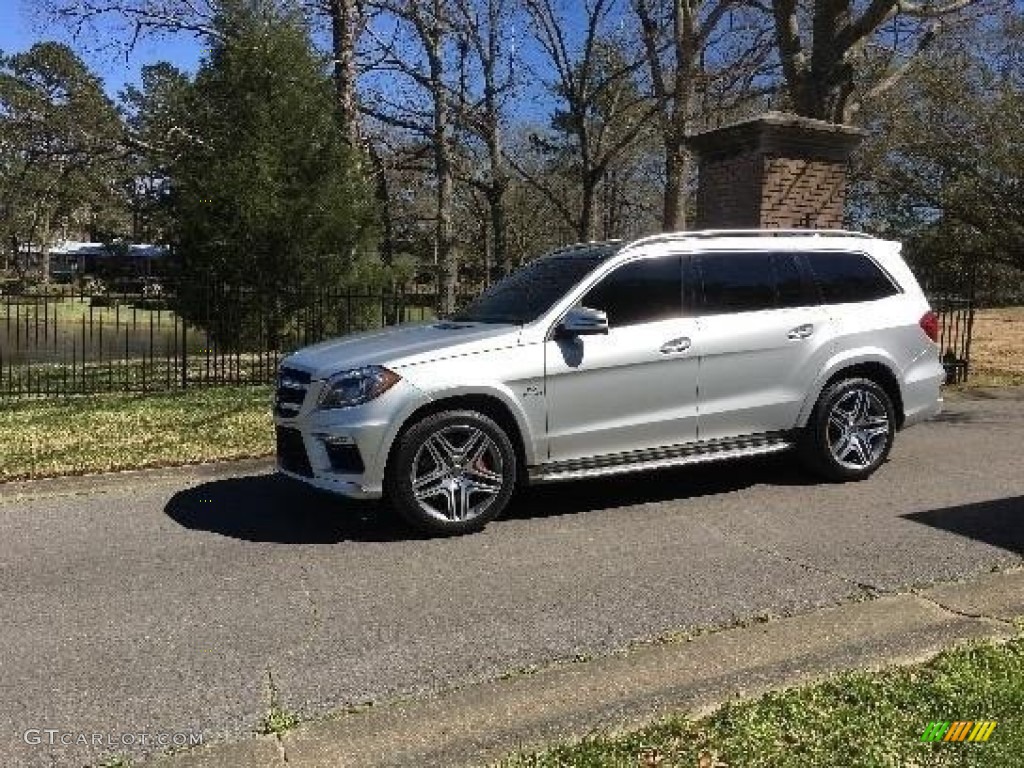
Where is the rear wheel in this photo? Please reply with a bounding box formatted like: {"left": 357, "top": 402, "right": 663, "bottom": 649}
{"left": 385, "top": 410, "right": 517, "bottom": 535}
{"left": 800, "top": 377, "right": 895, "bottom": 481}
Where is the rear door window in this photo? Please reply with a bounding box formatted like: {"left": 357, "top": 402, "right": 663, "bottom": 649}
{"left": 698, "top": 252, "right": 777, "bottom": 314}
{"left": 697, "top": 251, "right": 819, "bottom": 313}
{"left": 772, "top": 252, "right": 810, "bottom": 308}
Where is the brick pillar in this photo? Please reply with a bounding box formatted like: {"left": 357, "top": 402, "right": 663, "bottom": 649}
{"left": 688, "top": 112, "right": 865, "bottom": 230}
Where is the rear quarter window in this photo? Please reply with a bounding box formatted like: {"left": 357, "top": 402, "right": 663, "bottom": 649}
{"left": 696, "top": 251, "right": 816, "bottom": 314}
{"left": 805, "top": 251, "right": 900, "bottom": 304}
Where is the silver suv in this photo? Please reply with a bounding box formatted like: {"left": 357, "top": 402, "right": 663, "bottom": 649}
{"left": 274, "top": 230, "right": 944, "bottom": 534}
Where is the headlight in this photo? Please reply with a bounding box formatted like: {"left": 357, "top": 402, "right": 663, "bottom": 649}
{"left": 318, "top": 365, "right": 401, "bottom": 409}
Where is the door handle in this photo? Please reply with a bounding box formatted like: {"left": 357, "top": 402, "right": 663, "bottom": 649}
{"left": 659, "top": 337, "right": 692, "bottom": 354}
{"left": 787, "top": 324, "right": 814, "bottom": 340}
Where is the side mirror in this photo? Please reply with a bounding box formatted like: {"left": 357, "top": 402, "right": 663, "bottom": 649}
{"left": 557, "top": 306, "right": 609, "bottom": 338}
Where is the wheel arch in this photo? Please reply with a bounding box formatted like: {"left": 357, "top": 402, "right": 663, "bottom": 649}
{"left": 799, "top": 355, "right": 905, "bottom": 429}
{"left": 382, "top": 390, "right": 532, "bottom": 484}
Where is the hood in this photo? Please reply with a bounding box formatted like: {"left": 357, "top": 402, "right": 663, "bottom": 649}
{"left": 281, "top": 321, "right": 521, "bottom": 379}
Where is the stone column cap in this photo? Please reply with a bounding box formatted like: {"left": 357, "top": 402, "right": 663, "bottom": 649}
{"left": 687, "top": 111, "right": 866, "bottom": 162}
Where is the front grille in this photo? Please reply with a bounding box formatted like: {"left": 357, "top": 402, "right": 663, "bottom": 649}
{"left": 276, "top": 426, "right": 313, "bottom": 477}
{"left": 275, "top": 366, "right": 311, "bottom": 417}
{"left": 325, "top": 442, "right": 365, "bottom": 474}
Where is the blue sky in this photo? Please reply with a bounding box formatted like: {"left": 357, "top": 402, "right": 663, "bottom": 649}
{"left": 0, "top": 0, "right": 204, "bottom": 98}
{"left": 0, "top": 0, "right": 574, "bottom": 119}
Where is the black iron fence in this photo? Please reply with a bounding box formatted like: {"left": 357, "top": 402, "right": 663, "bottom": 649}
{"left": 920, "top": 265, "right": 978, "bottom": 385}
{"left": 0, "top": 281, "right": 464, "bottom": 398}
{"left": 1, "top": 271, "right": 981, "bottom": 399}
{"left": 931, "top": 295, "right": 975, "bottom": 385}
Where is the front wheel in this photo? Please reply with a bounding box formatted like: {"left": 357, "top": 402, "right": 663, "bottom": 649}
{"left": 799, "top": 377, "right": 895, "bottom": 481}
{"left": 385, "top": 410, "right": 517, "bottom": 535}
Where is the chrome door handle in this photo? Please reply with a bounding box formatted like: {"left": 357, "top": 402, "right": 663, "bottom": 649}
{"left": 659, "top": 337, "right": 691, "bottom": 354}
{"left": 787, "top": 324, "right": 814, "bottom": 340}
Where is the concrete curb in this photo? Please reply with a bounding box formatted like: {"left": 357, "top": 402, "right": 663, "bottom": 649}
{"left": 0, "top": 457, "right": 275, "bottom": 503}
{"left": 145, "top": 568, "right": 1024, "bottom": 768}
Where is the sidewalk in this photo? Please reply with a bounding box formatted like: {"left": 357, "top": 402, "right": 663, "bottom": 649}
{"left": 147, "top": 567, "right": 1024, "bottom": 768}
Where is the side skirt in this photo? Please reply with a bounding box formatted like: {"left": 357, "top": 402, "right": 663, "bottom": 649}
{"left": 528, "top": 432, "right": 794, "bottom": 484}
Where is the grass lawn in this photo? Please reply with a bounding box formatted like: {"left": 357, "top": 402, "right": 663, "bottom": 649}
{"left": 0, "top": 385, "right": 274, "bottom": 482}
{"left": 2, "top": 293, "right": 173, "bottom": 326}
{"left": 967, "top": 307, "right": 1024, "bottom": 386}
{"left": 502, "top": 636, "right": 1024, "bottom": 768}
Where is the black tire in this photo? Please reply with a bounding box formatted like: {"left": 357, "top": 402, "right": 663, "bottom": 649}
{"left": 384, "top": 409, "right": 518, "bottom": 535}
{"left": 799, "top": 377, "right": 896, "bottom": 482}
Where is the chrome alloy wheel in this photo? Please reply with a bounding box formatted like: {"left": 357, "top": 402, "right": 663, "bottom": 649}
{"left": 826, "top": 388, "right": 891, "bottom": 470}
{"left": 410, "top": 425, "right": 505, "bottom": 522}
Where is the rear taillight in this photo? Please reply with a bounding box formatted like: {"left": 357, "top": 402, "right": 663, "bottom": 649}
{"left": 920, "top": 311, "right": 939, "bottom": 343}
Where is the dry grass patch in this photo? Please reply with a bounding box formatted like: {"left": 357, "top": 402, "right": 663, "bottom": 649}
{"left": 969, "top": 307, "right": 1024, "bottom": 379}
{"left": 0, "top": 386, "right": 273, "bottom": 482}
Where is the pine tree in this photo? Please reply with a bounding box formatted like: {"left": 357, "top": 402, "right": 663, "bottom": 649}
{"left": 169, "top": 0, "right": 377, "bottom": 346}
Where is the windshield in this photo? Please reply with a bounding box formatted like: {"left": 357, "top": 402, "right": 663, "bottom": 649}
{"left": 450, "top": 244, "right": 620, "bottom": 324}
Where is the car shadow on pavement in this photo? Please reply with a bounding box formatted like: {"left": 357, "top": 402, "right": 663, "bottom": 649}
{"left": 165, "top": 474, "right": 414, "bottom": 543}
{"left": 164, "top": 455, "right": 818, "bottom": 543}
{"left": 903, "top": 495, "right": 1024, "bottom": 556}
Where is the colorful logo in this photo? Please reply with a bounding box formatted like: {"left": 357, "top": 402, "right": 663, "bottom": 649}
{"left": 920, "top": 720, "right": 997, "bottom": 742}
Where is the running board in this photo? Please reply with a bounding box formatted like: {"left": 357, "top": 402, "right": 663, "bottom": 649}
{"left": 529, "top": 433, "right": 793, "bottom": 483}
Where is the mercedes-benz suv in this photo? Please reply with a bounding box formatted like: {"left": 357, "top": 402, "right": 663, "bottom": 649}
{"left": 274, "top": 230, "right": 944, "bottom": 534}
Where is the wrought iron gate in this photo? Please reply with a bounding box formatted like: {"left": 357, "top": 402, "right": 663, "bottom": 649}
{"left": 922, "top": 265, "right": 977, "bottom": 385}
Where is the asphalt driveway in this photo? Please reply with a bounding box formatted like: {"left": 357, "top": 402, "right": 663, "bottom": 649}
{"left": 1, "top": 391, "right": 1022, "bottom": 766}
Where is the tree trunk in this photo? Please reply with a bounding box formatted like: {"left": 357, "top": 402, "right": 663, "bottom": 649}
{"left": 428, "top": 5, "right": 457, "bottom": 316}
{"left": 488, "top": 186, "right": 507, "bottom": 281}
{"left": 367, "top": 143, "right": 395, "bottom": 266}
{"left": 36, "top": 214, "right": 52, "bottom": 282}
{"left": 10, "top": 234, "right": 22, "bottom": 278}
{"left": 662, "top": 139, "right": 691, "bottom": 231}
{"left": 481, "top": 11, "right": 509, "bottom": 281}
{"left": 436, "top": 139, "right": 457, "bottom": 314}
{"left": 483, "top": 111, "right": 509, "bottom": 276}
{"left": 579, "top": 167, "right": 601, "bottom": 242}
{"left": 480, "top": 215, "right": 492, "bottom": 287}
{"left": 328, "top": 0, "right": 360, "bottom": 145}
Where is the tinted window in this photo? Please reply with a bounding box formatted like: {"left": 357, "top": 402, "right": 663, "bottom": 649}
{"left": 772, "top": 252, "right": 808, "bottom": 308}
{"left": 452, "top": 244, "right": 618, "bottom": 324}
{"left": 700, "top": 252, "right": 776, "bottom": 313}
{"left": 581, "top": 256, "right": 682, "bottom": 328}
{"left": 805, "top": 251, "right": 899, "bottom": 304}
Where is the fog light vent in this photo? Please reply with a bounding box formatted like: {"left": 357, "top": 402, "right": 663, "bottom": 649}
{"left": 324, "top": 439, "right": 364, "bottom": 474}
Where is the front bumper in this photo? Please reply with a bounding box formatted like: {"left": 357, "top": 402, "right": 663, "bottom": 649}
{"left": 277, "top": 462, "right": 382, "bottom": 500}
{"left": 273, "top": 377, "right": 427, "bottom": 500}
{"left": 273, "top": 415, "right": 391, "bottom": 500}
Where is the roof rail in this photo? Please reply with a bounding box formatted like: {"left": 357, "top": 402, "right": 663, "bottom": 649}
{"left": 691, "top": 229, "right": 874, "bottom": 239}
{"left": 625, "top": 229, "right": 875, "bottom": 249}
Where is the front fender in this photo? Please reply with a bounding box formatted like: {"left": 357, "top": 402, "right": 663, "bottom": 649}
{"left": 375, "top": 381, "right": 541, "bottom": 471}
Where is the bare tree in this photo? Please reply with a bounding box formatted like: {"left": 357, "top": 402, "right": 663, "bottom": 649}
{"left": 47, "top": 0, "right": 365, "bottom": 147}
{"left": 519, "top": 0, "right": 657, "bottom": 241}
{"left": 44, "top": 0, "right": 225, "bottom": 50}
{"left": 451, "top": 0, "right": 519, "bottom": 279}
{"left": 363, "top": 0, "right": 459, "bottom": 313}
{"left": 768, "top": 0, "right": 987, "bottom": 122}
{"left": 633, "top": 0, "right": 773, "bottom": 230}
